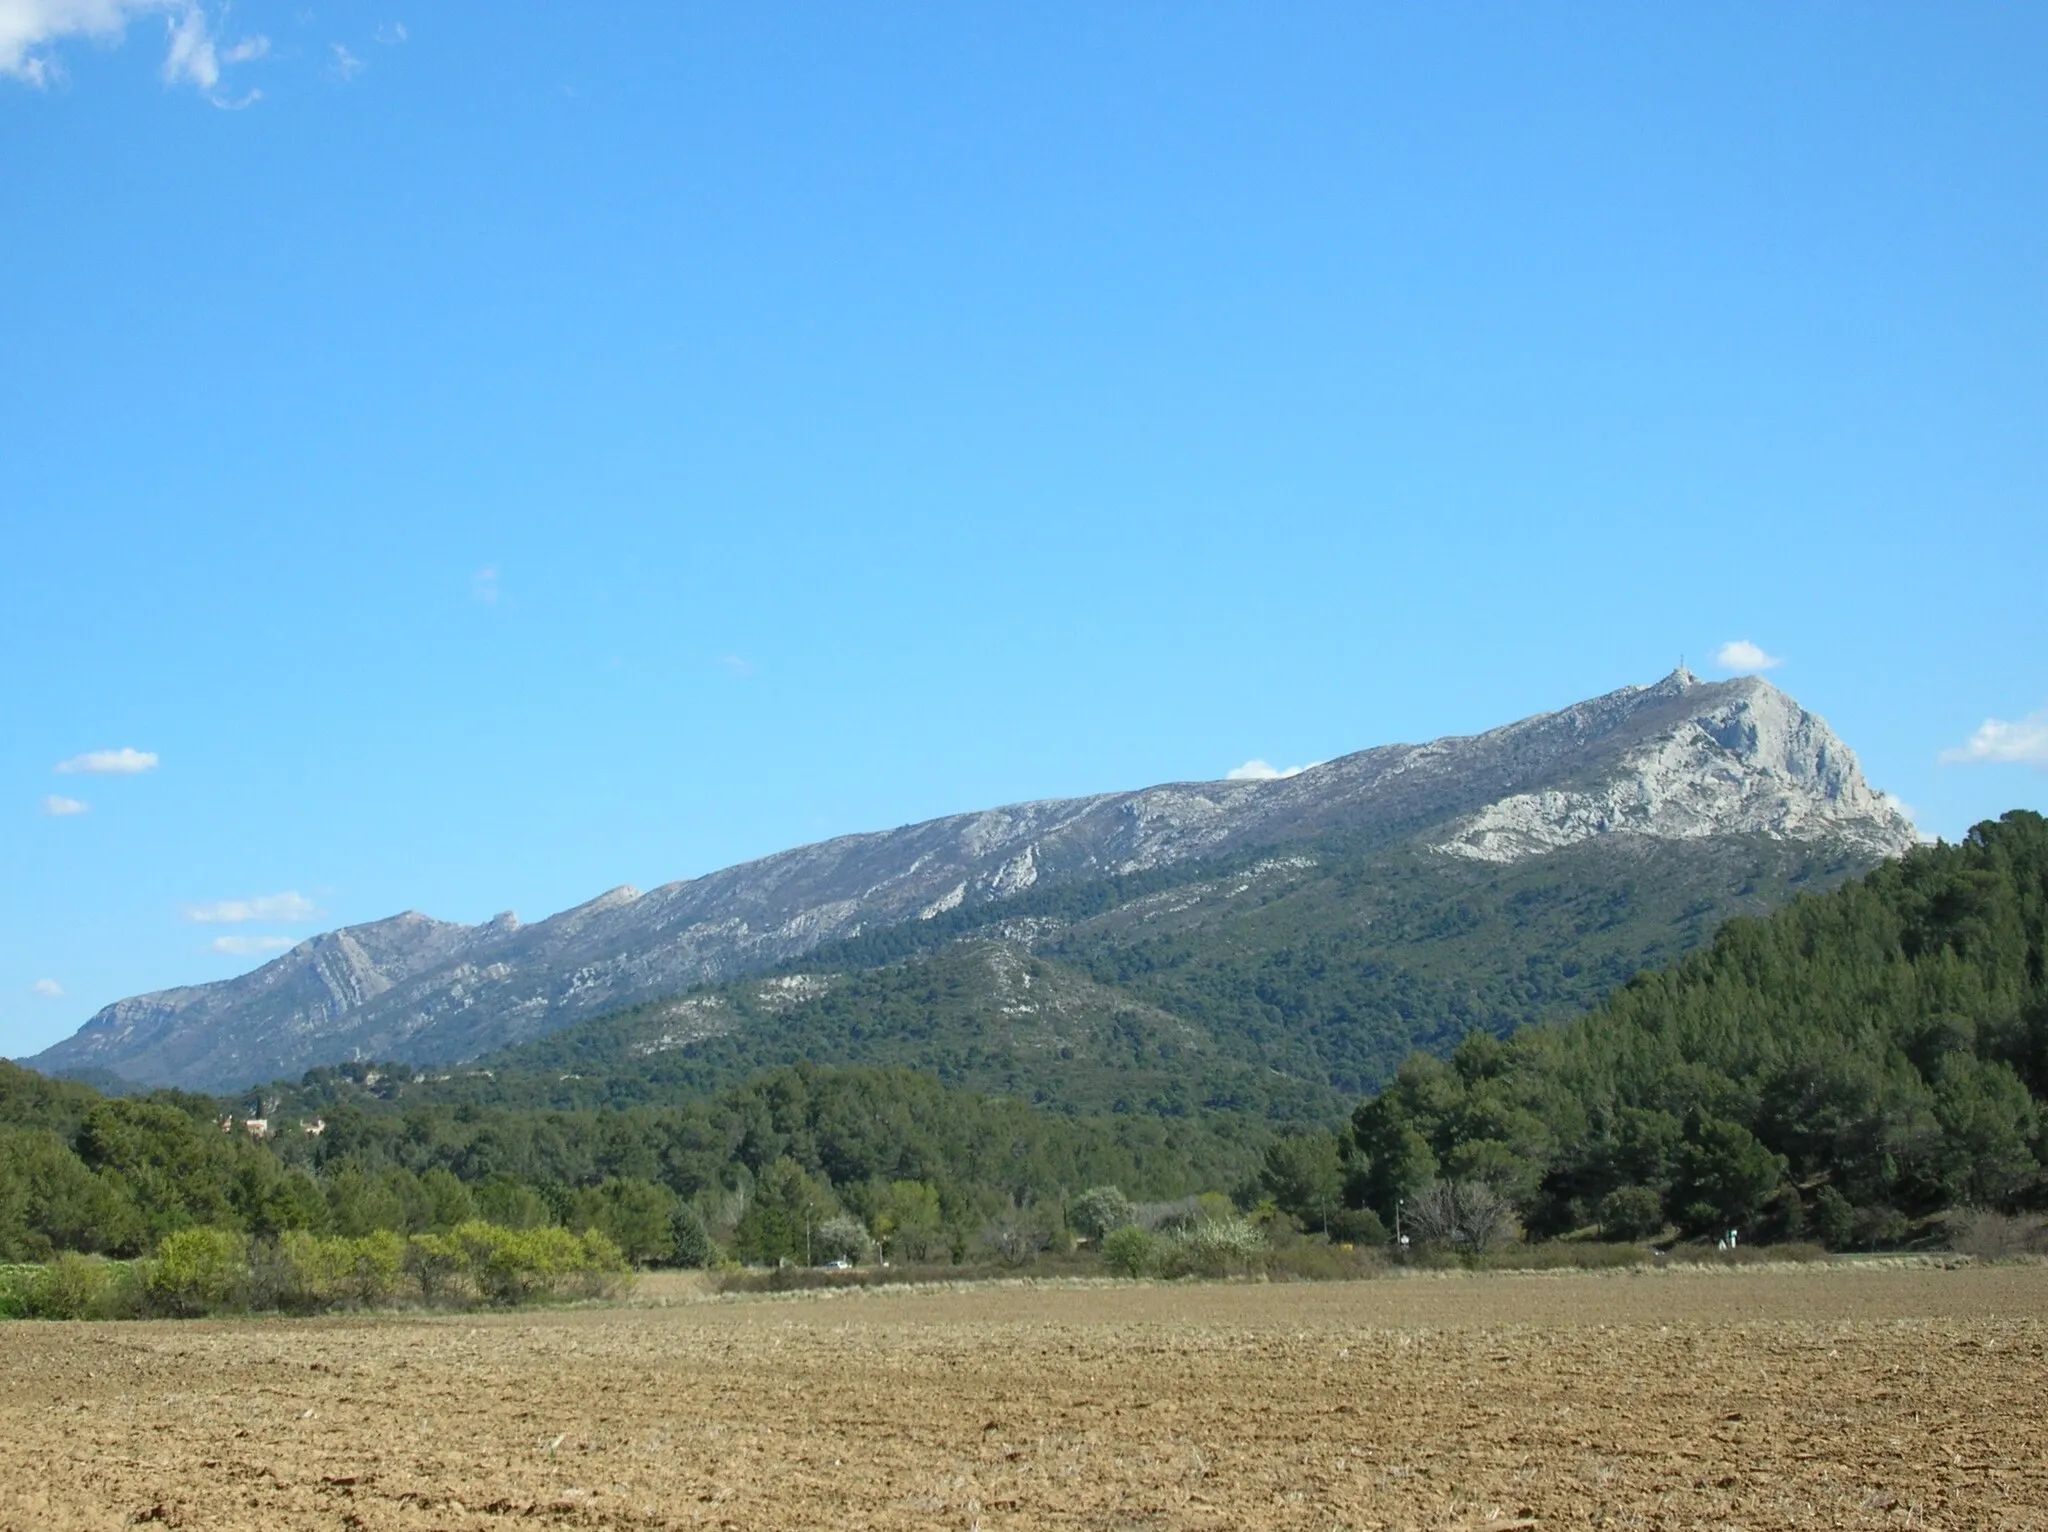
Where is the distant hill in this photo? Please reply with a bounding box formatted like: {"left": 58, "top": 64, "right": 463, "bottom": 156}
{"left": 29, "top": 669, "right": 1917, "bottom": 1094}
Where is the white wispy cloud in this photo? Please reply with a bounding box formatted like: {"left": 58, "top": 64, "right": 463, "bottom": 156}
{"left": 30, "top": 977, "right": 64, "bottom": 998}
{"left": 472, "top": 565, "right": 500, "bottom": 604}
{"left": 1715, "top": 639, "right": 1784, "bottom": 673}
{"left": 1226, "top": 758, "right": 1318, "bottom": 782}
{"left": 160, "top": 1, "right": 215, "bottom": 87}
{"left": 1, "top": 1, "right": 264, "bottom": 102}
{"left": 0, "top": 0, "right": 159, "bottom": 85}
{"left": 183, "top": 891, "right": 320, "bottom": 925}
{"left": 373, "top": 21, "right": 406, "bottom": 45}
{"left": 54, "top": 746, "right": 158, "bottom": 775}
{"left": 209, "top": 934, "right": 297, "bottom": 957}
{"left": 330, "top": 41, "right": 363, "bottom": 79}
{"left": 1940, "top": 707, "right": 2048, "bottom": 770}
{"left": 719, "top": 654, "right": 755, "bottom": 679}
{"left": 41, "top": 794, "right": 90, "bottom": 816}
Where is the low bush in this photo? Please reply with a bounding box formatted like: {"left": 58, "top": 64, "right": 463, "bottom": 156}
{"left": 1948, "top": 1209, "right": 2048, "bottom": 1261}
{"left": 1264, "top": 1239, "right": 1388, "bottom": 1282}
{"left": 1099, "top": 1224, "right": 1159, "bottom": 1277}
{"left": 1157, "top": 1216, "right": 1267, "bottom": 1278}
{"left": 0, "top": 1264, "right": 44, "bottom": 1318}
{"left": 146, "top": 1228, "right": 249, "bottom": 1317}
{"left": 30, "top": 1251, "right": 118, "bottom": 1318}
{"left": 0, "top": 1220, "right": 636, "bottom": 1321}
{"left": 454, "top": 1222, "right": 628, "bottom": 1304}
{"left": 1069, "top": 1186, "right": 1138, "bottom": 1243}
{"left": 0, "top": 1254, "right": 137, "bottom": 1319}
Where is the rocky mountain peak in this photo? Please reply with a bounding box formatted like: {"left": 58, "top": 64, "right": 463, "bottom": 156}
{"left": 25, "top": 672, "right": 1919, "bottom": 1091}
{"left": 1429, "top": 674, "right": 1915, "bottom": 863}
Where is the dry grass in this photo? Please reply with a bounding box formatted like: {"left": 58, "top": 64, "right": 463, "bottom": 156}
{"left": 2, "top": 1262, "right": 2044, "bottom": 1530}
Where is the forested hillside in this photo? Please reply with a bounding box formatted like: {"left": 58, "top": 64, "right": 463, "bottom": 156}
{"left": 435, "top": 832, "right": 1856, "bottom": 1117}
{"left": 33, "top": 671, "right": 1917, "bottom": 1094}
{"left": 0, "top": 1058, "right": 1264, "bottom": 1266}
{"left": 11, "top": 814, "right": 2043, "bottom": 1269}
{"left": 1345, "top": 811, "right": 2048, "bottom": 1245}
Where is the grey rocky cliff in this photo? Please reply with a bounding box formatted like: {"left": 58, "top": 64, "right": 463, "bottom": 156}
{"left": 26, "top": 671, "right": 1918, "bottom": 1091}
{"left": 1427, "top": 672, "right": 1916, "bottom": 863}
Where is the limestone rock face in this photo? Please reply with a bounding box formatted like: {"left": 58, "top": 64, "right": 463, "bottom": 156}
{"left": 26, "top": 671, "right": 1918, "bottom": 1091}
{"left": 1428, "top": 673, "right": 1917, "bottom": 863}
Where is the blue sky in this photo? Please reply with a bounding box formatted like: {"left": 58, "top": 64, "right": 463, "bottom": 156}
{"left": 4, "top": 3, "right": 2044, "bottom": 1060}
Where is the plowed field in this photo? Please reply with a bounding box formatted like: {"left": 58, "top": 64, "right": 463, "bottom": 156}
{"left": 2, "top": 1262, "right": 2043, "bottom": 1530}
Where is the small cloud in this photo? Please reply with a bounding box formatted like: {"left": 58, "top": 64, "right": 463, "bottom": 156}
{"left": 373, "top": 21, "right": 407, "bottom": 45}
{"left": 161, "top": 2, "right": 219, "bottom": 89}
{"left": 184, "top": 891, "right": 320, "bottom": 925}
{"left": 153, "top": 3, "right": 264, "bottom": 104}
{"left": 472, "top": 565, "right": 500, "bottom": 605}
{"left": 30, "top": 978, "right": 63, "bottom": 998}
{"left": 1714, "top": 639, "right": 1785, "bottom": 673}
{"left": 55, "top": 747, "right": 159, "bottom": 775}
{"left": 718, "top": 654, "right": 755, "bottom": 679}
{"left": 1, "top": 0, "right": 179, "bottom": 89}
{"left": 1940, "top": 707, "right": 2048, "bottom": 770}
{"left": 209, "top": 935, "right": 297, "bottom": 957}
{"left": 41, "top": 794, "right": 89, "bottom": 816}
{"left": 1226, "top": 758, "right": 1318, "bottom": 782}
{"left": 330, "top": 41, "right": 363, "bottom": 79}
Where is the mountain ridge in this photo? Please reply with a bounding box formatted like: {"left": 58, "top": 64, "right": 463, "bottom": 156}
{"left": 26, "top": 671, "right": 1917, "bottom": 1091}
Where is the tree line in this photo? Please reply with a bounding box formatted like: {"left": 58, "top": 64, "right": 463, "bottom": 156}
{"left": 7, "top": 811, "right": 2044, "bottom": 1276}
{"left": 0, "top": 1057, "right": 1267, "bottom": 1268}
{"left": 1299, "top": 811, "right": 2047, "bottom": 1248}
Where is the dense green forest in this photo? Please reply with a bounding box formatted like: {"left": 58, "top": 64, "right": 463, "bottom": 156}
{"left": 8, "top": 813, "right": 2044, "bottom": 1274}
{"left": 0, "top": 1058, "right": 1265, "bottom": 1267}
{"left": 403, "top": 831, "right": 1855, "bottom": 1119}
{"left": 1341, "top": 811, "right": 2048, "bottom": 1245}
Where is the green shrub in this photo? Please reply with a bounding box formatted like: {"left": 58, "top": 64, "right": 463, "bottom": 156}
{"left": 1158, "top": 1216, "right": 1267, "bottom": 1278}
{"left": 670, "top": 1204, "right": 715, "bottom": 1269}
{"left": 29, "top": 1252, "right": 114, "bottom": 1319}
{"left": 455, "top": 1222, "right": 547, "bottom": 1303}
{"left": 1069, "top": 1186, "right": 1137, "bottom": 1243}
{"left": 1265, "top": 1239, "right": 1389, "bottom": 1282}
{"left": 1811, "top": 1186, "right": 1857, "bottom": 1251}
{"left": 1099, "top": 1224, "right": 1159, "bottom": 1278}
{"left": 342, "top": 1230, "right": 406, "bottom": 1305}
{"left": 262, "top": 1230, "right": 344, "bottom": 1310}
{"left": 1948, "top": 1209, "right": 2048, "bottom": 1261}
{"left": 1328, "top": 1207, "right": 1388, "bottom": 1245}
{"left": 405, "top": 1232, "right": 471, "bottom": 1305}
{"left": 447, "top": 1221, "right": 626, "bottom": 1304}
{"left": 0, "top": 1264, "right": 44, "bottom": 1319}
{"left": 1597, "top": 1185, "right": 1665, "bottom": 1242}
{"left": 813, "top": 1213, "right": 873, "bottom": 1266}
{"left": 146, "top": 1228, "right": 248, "bottom": 1316}
{"left": 576, "top": 1229, "right": 632, "bottom": 1299}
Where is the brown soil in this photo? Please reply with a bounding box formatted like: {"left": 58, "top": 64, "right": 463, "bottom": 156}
{"left": 2, "top": 1261, "right": 2043, "bottom": 1530}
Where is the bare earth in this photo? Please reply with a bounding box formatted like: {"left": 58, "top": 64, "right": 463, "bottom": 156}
{"left": 2, "top": 1263, "right": 2043, "bottom": 1531}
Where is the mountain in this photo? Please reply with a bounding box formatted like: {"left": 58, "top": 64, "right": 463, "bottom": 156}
{"left": 371, "top": 829, "right": 1876, "bottom": 1123}
{"left": 27, "top": 671, "right": 1918, "bottom": 1093}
